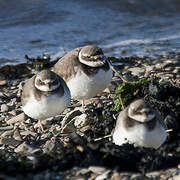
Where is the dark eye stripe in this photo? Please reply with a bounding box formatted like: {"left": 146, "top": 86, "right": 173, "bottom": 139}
{"left": 37, "top": 79, "right": 44, "bottom": 85}
{"left": 51, "top": 79, "right": 58, "bottom": 85}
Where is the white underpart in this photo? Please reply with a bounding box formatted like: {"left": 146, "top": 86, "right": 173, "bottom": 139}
{"left": 79, "top": 51, "right": 106, "bottom": 67}
{"left": 22, "top": 87, "right": 70, "bottom": 120}
{"left": 67, "top": 65, "right": 112, "bottom": 100}
{"left": 113, "top": 117, "right": 167, "bottom": 149}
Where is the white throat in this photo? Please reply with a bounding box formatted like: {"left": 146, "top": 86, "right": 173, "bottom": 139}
{"left": 78, "top": 51, "right": 106, "bottom": 67}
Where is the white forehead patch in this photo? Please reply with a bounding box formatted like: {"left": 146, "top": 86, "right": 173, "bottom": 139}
{"left": 128, "top": 107, "right": 156, "bottom": 122}
{"left": 35, "top": 79, "right": 60, "bottom": 92}
{"left": 140, "top": 108, "right": 150, "bottom": 113}
{"left": 93, "top": 55, "right": 105, "bottom": 60}
{"left": 43, "top": 79, "right": 52, "bottom": 84}
{"left": 82, "top": 52, "right": 90, "bottom": 57}
{"left": 35, "top": 85, "right": 50, "bottom": 92}
{"left": 79, "top": 51, "right": 106, "bottom": 67}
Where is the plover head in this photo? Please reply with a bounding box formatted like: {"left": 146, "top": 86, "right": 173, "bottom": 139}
{"left": 128, "top": 99, "right": 156, "bottom": 122}
{"left": 34, "top": 69, "right": 60, "bottom": 92}
{"left": 78, "top": 45, "right": 107, "bottom": 67}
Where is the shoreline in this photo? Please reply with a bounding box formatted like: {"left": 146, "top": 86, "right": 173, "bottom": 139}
{"left": 0, "top": 53, "right": 179, "bottom": 179}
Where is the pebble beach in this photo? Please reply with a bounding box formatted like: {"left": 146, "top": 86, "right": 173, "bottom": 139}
{"left": 0, "top": 52, "right": 179, "bottom": 179}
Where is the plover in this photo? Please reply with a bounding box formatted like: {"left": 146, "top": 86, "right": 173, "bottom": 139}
{"left": 53, "top": 45, "right": 112, "bottom": 109}
{"left": 112, "top": 99, "right": 167, "bottom": 149}
{"left": 21, "top": 69, "right": 71, "bottom": 130}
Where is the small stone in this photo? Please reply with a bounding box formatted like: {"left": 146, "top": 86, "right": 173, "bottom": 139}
{"left": 27, "top": 155, "right": 37, "bottom": 164}
{"left": 95, "top": 170, "right": 111, "bottom": 180}
{"left": 0, "top": 80, "right": 7, "bottom": 86}
{"left": 163, "top": 60, "right": 177, "bottom": 67}
{"left": 7, "top": 113, "right": 27, "bottom": 125}
{"left": 43, "top": 137, "right": 63, "bottom": 153}
{"left": 1, "top": 137, "right": 22, "bottom": 147}
{"left": 7, "top": 101, "right": 13, "bottom": 106}
{"left": 12, "top": 80, "right": 20, "bottom": 86}
{"left": 75, "top": 168, "right": 90, "bottom": 175}
{"left": 74, "top": 114, "right": 88, "bottom": 128}
{"left": 76, "top": 145, "right": 84, "bottom": 152}
{"left": 131, "top": 173, "right": 144, "bottom": 179}
{"left": 128, "top": 67, "right": 145, "bottom": 77}
{"left": 0, "top": 130, "right": 14, "bottom": 138}
{"left": 25, "top": 118, "right": 33, "bottom": 124}
{"left": 112, "top": 171, "right": 120, "bottom": 180}
{"left": 164, "top": 67, "right": 174, "bottom": 71}
{"left": 0, "top": 92, "right": 5, "bottom": 97}
{"left": 145, "top": 65, "right": 155, "bottom": 72}
{"left": 79, "top": 125, "right": 91, "bottom": 133}
{"left": 10, "top": 86, "right": 16, "bottom": 90}
{"left": 146, "top": 171, "right": 161, "bottom": 178}
{"left": 61, "top": 108, "right": 82, "bottom": 128}
{"left": 61, "top": 119, "right": 76, "bottom": 134}
{"left": 155, "top": 63, "right": 163, "bottom": 69}
{"left": 8, "top": 110, "right": 17, "bottom": 116}
{"left": 41, "top": 133, "right": 50, "bottom": 140}
{"left": 105, "top": 82, "right": 117, "bottom": 92}
{"left": 160, "top": 174, "right": 166, "bottom": 179}
{"left": 14, "top": 142, "right": 41, "bottom": 154}
{"left": 0, "top": 116, "right": 4, "bottom": 121}
{"left": 88, "top": 166, "right": 107, "bottom": 175}
{"left": 3, "top": 92, "right": 10, "bottom": 98}
{"left": 1, "top": 104, "right": 9, "bottom": 112}
{"left": 13, "top": 129, "right": 23, "bottom": 141}
{"left": 12, "top": 98, "right": 17, "bottom": 103}
{"left": 173, "top": 67, "right": 180, "bottom": 74}
{"left": 97, "top": 103, "right": 103, "bottom": 108}
{"left": 20, "top": 130, "right": 37, "bottom": 138}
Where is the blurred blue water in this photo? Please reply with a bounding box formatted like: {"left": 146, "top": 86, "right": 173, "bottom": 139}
{"left": 0, "top": 0, "right": 180, "bottom": 66}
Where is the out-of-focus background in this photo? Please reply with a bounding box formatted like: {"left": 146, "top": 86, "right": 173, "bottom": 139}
{"left": 0, "top": 0, "right": 180, "bottom": 66}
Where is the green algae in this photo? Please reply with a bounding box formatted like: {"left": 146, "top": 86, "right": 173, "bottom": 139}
{"left": 113, "top": 78, "right": 150, "bottom": 111}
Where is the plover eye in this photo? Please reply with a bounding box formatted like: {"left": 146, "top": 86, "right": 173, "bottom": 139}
{"left": 51, "top": 79, "right": 58, "bottom": 85}
{"left": 38, "top": 79, "right": 44, "bottom": 85}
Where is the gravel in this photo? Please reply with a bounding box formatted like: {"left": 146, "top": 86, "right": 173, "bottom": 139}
{"left": 0, "top": 52, "right": 179, "bottom": 179}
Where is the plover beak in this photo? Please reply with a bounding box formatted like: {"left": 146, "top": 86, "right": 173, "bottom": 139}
{"left": 46, "top": 83, "right": 50, "bottom": 89}
{"left": 95, "top": 55, "right": 107, "bottom": 65}
{"left": 95, "top": 55, "right": 106, "bottom": 62}
{"left": 142, "top": 112, "right": 148, "bottom": 119}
